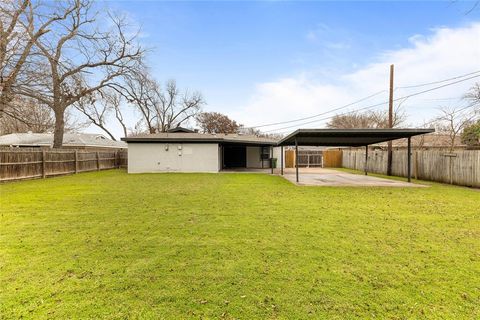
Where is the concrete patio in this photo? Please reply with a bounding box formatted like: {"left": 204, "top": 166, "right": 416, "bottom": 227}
{"left": 281, "top": 168, "right": 426, "bottom": 187}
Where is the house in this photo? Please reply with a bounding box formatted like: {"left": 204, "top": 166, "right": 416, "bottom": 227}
{"left": 122, "top": 132, "right": 279, "bottom": 173}
{"left": 0, "top": 132, "right": 127, "bottom": 150}
{"left": 123, "top": 128, "right": 435, "bottom": 177}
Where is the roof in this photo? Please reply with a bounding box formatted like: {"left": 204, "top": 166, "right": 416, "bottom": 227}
{"left": 122, "top": 132, "right": 278, "bottom": 145}
{"left": 167, "top": 127, "right": 195, "bottom": 133}
{"left": 0, "top": 133, "right": 127, "bottom": 149}
{"left": 278, "top": 128, "right": 435, "bottom": 147}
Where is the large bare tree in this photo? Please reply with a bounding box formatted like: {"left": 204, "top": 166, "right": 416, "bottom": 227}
{"left": 74, "top": 88, "right": 127, "bottom": 140}
{"left": 327, "top": 106, "right": 406, "bottom": 129}
{"left": 465, "top": 82, "right": 480, "bottom": 112}
{"left": 0, "top": 96, "right": 86, "bottom": 135}
{"left": 0, "top": 0, "right": 67, "bottom": 116}
{"left": 119, "top": 69, "right": 204, "bottom": 134}
{"left": 15, "top": 0, "right": 143, "bottom": 147}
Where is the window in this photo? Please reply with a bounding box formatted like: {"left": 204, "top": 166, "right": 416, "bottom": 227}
{"left": 260, "top": 146, "right": 270, "bottom": 160}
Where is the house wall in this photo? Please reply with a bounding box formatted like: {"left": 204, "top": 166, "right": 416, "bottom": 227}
{"left": 246, "top": 146, "right": 275, "bottom": 168}
{"left": 246, "top": 146, "right": 262, "bottom": 168}
{"left": 127, "top": 143, "right": 219, "bottom": 173}
{"left": 272, "top": 147, "right": 285, "bottom": 169}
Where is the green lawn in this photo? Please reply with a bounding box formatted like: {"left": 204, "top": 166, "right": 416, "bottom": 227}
{"left": 1, "top": 170, "right": 479, "bottom": 319}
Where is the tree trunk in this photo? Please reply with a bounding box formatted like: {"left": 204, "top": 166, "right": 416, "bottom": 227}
{"left": 53, "top": 108, "right": 65, "bottom": 148}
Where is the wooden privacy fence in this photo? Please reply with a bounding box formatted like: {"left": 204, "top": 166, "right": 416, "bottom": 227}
{"left": 284, "top": 149, "right": 343, "bottom": 168}
{"left": 342, "top": 149, "right": 480, "bottom": 188}
{"left": 0, "top": 149, "right": 128, "bottom": 182}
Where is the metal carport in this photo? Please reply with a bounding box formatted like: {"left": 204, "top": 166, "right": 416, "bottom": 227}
{"left": 277, "top": 128, "right": 435, "bottom": 183}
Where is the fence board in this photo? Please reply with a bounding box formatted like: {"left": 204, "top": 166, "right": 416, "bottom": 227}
{"left": 342, "top": 149, "right": 480, "bottom": 188}
{"left": 0, "top": 149, "right": 128, "bottom": 182}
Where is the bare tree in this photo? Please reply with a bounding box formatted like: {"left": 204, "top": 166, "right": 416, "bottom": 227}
{"left": 465, "top": 82, "right": 480, "bottom": 112}
{"left": 119, "top": 69, "right": 204, "bottom": 133}
{"left": 0, "top": 96, "right": 53, "bottom": 134}
{"left": 0, "top": 0, "right": 47, "bottom": 113}
{"left": 435, "top": 106, "right": 476, "bottom": 151}
{"left": 196, "top": 112, "right": 241, "bottom": 134}
{"left": 119, "top": 69, "right": 157, "bottom": 133}
{"left": 74, "top": 89, "right": 127, "bottom": 140}
{"left": 0, "top": 95, "right": 86, "bottom": 135}
{"left": 327, "top": 106, "right": 406, "bottom": 129}
{"left": 16, "top": 0, "right": 143, "bottom": 147}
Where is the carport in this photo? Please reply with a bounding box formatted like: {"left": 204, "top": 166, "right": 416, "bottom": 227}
{"left": 277, "top": 128, "right": 435, "bottom": 183}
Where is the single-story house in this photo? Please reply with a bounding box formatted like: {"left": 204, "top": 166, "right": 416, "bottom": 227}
{"left": 122, "top": 128, "right": 435, "bottom": 183}
{"left": 0, "top": 132, "right": 127, "bottom": 150}
{"left": 122, "top": 131, "right": 279, "bottom": 173}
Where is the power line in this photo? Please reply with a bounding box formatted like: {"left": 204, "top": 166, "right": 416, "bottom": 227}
{"left": 263, "top": 74, "right": 480, "bottom": 133}
{"left": 245, "top": 70, "right": 480, "bottom": 131}
{"left": 263, "top": 101, "right": 388, "bottom": 133}
{"left": 243, "top": 90, "right": 386, "bottom": 129}
{"left": 396, "top": 70, "right": 480, "bottom": 89}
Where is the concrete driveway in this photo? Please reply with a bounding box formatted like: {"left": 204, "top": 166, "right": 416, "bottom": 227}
{"left": 281, "top": 168, "right": 426, "bottom": 187}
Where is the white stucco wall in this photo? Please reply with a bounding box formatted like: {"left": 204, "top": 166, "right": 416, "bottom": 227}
{"left": 272, "top": 146, "right": 285, "bottom": 169}
{"left": 246, "top": 146, "right": 274, "bottom": 168}
{"left": 127, "top": 143, "right": 219, "bottom": 173}
{"left": 246, "top": 146, "right": 262, "bottom": 168}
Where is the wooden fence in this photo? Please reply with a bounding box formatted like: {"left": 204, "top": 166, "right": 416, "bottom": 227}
{"left": 284, "top": 149, "right": 343, "bottom": 168}
{"left": 0, "top": 148, "right": 128, "bottom": 182}
{"left": 342, "top": 149, "right": 480, "bottom": 188}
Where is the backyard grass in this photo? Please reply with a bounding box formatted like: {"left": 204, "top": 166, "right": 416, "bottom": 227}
{"left": 1, "top": 170, "right": 479, "bottom": 319}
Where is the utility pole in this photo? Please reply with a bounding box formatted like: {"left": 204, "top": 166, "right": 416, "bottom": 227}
{"left": 387, "top": 64, "right": 394, "bottom": 176}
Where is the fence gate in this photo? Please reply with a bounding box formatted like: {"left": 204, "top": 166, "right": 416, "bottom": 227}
{"left": 323, "top": 150, "right": 343, "bottom": 167}
{"left": 285, "top": 150, "right": 295, "bottom": 168}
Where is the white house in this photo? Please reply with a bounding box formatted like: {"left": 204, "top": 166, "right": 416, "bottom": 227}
{"left": 122, "top": 129, "right": 280, "bottom": 173}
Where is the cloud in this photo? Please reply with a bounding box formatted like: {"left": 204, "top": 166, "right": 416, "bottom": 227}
{"left": 231, "top": 22, "right": 480, "bottom": 132}
{"left": 305, "top": 23, "right": 331, "bottom": 43}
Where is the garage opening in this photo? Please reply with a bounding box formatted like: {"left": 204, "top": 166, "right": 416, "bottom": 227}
{"left": 222, "top": 145, "right": 246, "bottom": 168}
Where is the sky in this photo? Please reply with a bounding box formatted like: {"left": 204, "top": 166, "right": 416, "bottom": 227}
{"left": 89, "top": 0, "right": 480, "bottom": 138}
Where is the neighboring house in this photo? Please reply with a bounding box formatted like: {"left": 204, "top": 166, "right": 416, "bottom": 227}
{"left": 0, "top": 132, "right": 127, "bottom": 150}
{"left": 122, "top": 132, "right": 279, "bottom": 173}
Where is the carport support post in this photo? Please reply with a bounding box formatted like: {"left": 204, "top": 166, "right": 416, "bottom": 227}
{"left": 407, "top": 137, "right": 412, "bottom": 183}
{"left": 280, "top": 146, "right": 284, "bottom": 175}
{"left": 270, "top": 146, "right": 274, "bottom": 174}
{"left": 364, "top": 145, "right": 368, "bottom": 175}
{"left": 295, "top": 138, "right": 299, "bottom": 183}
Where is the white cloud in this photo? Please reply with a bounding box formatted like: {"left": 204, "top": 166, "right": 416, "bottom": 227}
{"left": 231, "top": 22, "right": 480, "bottom": 132}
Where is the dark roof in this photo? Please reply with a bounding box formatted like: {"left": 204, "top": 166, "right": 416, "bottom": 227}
{"left": 278, "top": 128, "right": 435, "bottom": 147}
{"left": 167, "top": 127, "right": 195, "bottom": 133}
{"left": 122, "top": 132, "right": 277, "bottom": 145}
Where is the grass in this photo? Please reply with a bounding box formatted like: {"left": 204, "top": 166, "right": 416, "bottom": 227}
{"left": 1, "top": 170, "right": 479, "bottom": 319}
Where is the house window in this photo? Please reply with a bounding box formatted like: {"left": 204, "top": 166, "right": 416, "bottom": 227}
{"left": 260, "top": 146, "right": 270, "bottom": 160}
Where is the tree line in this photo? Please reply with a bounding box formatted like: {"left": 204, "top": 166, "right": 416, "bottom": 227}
{"left": 0, "top": 0, "right": 206, "bottom": 147}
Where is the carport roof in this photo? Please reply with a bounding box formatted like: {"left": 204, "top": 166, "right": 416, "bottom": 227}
{"left": 278, "top": 128, "right": 435, "bottom": 147}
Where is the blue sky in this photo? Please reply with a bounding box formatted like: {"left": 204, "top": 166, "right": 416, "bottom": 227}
{"left": 97, "top": 1, "right": 480, "bottom": 137}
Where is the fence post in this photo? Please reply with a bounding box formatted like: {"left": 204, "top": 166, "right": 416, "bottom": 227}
{"left": 96, "top": 152, "right": 100, "bottom": 171}
{"left": 74, "top": 150, "right": 78, "bottom": 174}
{"left": 116, "top": 151, "right": 120, "bottom": 169}
{"left": 42, "top": 150, "right": 46, "bottom": 178}
{"left": 414, "top": 150, "right": 418, "bottom": 180}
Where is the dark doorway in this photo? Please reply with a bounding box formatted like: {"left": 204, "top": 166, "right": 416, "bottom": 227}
{"left": 223, "top": 145, "right": 246, "bottom": 168}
